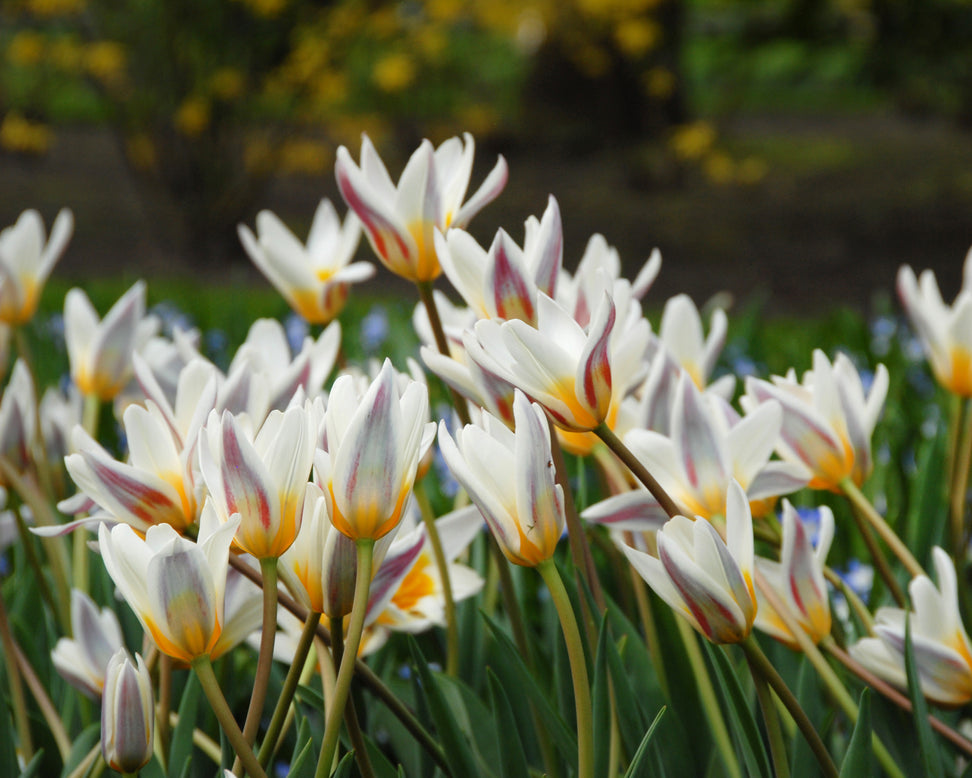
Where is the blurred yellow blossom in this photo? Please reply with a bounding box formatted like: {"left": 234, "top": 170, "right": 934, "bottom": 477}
{"left": 704, "top": 151, "right": 735, "bottom": 185}
{"left": 416, "top": 27, "right": 447, "bottom": 61}
{"left": 643, "top": 66, "right": 675, "bottom": 99}
{"left": 372, "top": 53, "right": 416, "bottom": 93}
{"left": 85, "top": 41, "right": 126, "bottom": 84}
{"left": 174, "top": 97, "right": 211, "bottom": 137}
{"left": 736, "top": 156, "right": 768, "bottom": 185}
{"left": 670, "top": 121, "right": 716, "bottom": 160}
{"left": 210, "top": 68, "right": 245, "bottom": 101}
{"left": 26, "top": 0, "right": 86, "bottom": 15}
{"left": 49, "top": 37, "right": 84, "bottom": 71}
{"left": 310, "top": 71, "right": 347, "bottom": 105}
{"left": 234, "top": 0, "right": 287, "bottom": 17}
{"left": 279, "top": 139, "right": 331, "bottom": 175}
{"left": 0, "top": 113, "right": 52, "bottom": 155}
{"left": 427, "top": 0, "right": 464, "bottom": 23}
{"left": 125, "top": 134, "right": 157, "bottom": 172}
{"left": 614, "top": 17, "right": 659, "bottom": 58}
{"left": 7, "top": 32, "right": 45, "bottom": 66}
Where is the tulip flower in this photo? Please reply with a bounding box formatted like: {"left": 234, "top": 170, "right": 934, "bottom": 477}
{"left": 239, "top": 199, "right": 373, "bottom": 324}
{"left": 466, "top": 290, "right": 617, "bottom": 432}
{"left": 655, "top": 293, "right": 731, "bottom": 394}
{"left": 101, "top": 649, "right": 155, "bottom": 774}
{"left": 583, "top": 374, "right": 808, "bottom": 530}
{"left": 335, "top": 133, "right": 507, "bottom": 281}
{"left": 65, "top": 280, "right": 152, "bottom": 401}
{"left": 0, "top": 207, "right": 73, "bottom": 324}
{"left": 0, "top": 359, "right": 37, "bottom": 477}
{"left": 198, "top": 404, "right": 317, "bottom": 558}
{"left": 897, "top": 251, "right": 972, "bottom": 396}
{"left": 438, "top": 390, "right": 566, "bottom": 566}
{"left": 51, "top": 589, "right": 125, "bottom": 699}
{"left": 97, "top": 502, "right": 239, "bottom": 662}
{"left": 62, "top": 397, "right": 202, "bottom": 534}
{"left": 742, "top": 349, "right": 888, "bottom": 490}
{"left": 755, "top": 501, "right": 834, "bottom": 648}
{"left": 316, "top": 360, "right": 436, "bottom": 541}
{"left": 620, "top": 480, "right": 757, "bottom": 644}
{"left": 849, "top": 547, "right": 972, "bottom": 706}
{"left": 436, "top": 195, "right": 561, "bottom": 323}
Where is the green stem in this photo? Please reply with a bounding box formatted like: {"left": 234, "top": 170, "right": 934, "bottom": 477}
{"left": 740, "top": 637, "right": 838, "bottom": 778}
{"left": 595, "top": 423, "right": 681, "bottom": 519}
{"left": 191, "top": 655, "right": 267, "bottom": 778}
{"left": 415, "top": 280, "right": 472, "bottom": 426}
{"left": 951, "top": 398, "right": 972, "bottom": 566}
{"left": 840, "top": 477, "right": 924, "bottom": 578}
{"left": 10, "top": 501, "right": 59, "bottom": 625}
{"left": 537, "top": 560, "right": 593, "bottom": 778}
{"left": 258, "top": 610, "right": 322, "bottom": 769}
{"left": 845, "top": 494, "right": 906, "bottom": 607}
{"left": 743, "top": 649, "right": 790, "bottom": 778}
{"left": 11, "top": 640, "right": 70, "bottom": 759}
{"left": 625, "top": 544, "right": 669, "bottom": 701}
{"left": 81, "top": 392, "right": 101, "bottom": 438}
{"left": 157, "top": 655, "right": 172, "bottom": 770}
{"left": 234, "top": 557, "right": 279, "bottom": 777}
{"left": 675, "top": 616, "right": 741, "bottom": 778}
{"left": 0, "top": 589, "right": 34, "bottom": 762}
{"left": 414, "top": 480, "right": 459, "bottom": 676}
{"left": 316, "top": 538, "right": 374, "bottom": 778}
{"left": 329, "top": 616, "right": 376, "bottom": 778}
{"left": 754, "top": 570, "right": 904, "bottom": 778}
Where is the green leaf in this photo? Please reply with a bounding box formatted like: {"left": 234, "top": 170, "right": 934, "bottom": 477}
{"left": 904, "top": 614, "right": 943, "bottom": 778}
{"left": 592, "top": 617, "right": 612, "bottom": 778}
{"left": 17, "top": 751, "right": 44, "bottom": 778}
{"left": 790, "top": 657, "right": 826, "bottom": 778}
{"left": 58, "top": 722, "right": 99, "bottom": 778}
{"left": 704, "top": 642, "right": 772, "bottom": 778}
{"left": 331, "top": 750, "right": 357, "bottom": 778}
{"left": 288, "top": 718, "right": 318, "bottom": 778}
{"left": 624, "top": 707, "right": 666, "bottom": 778}
{"left": 0, "top": 704, "right": 18, "bottom": 776}
{"left": 482, "top": 612, "right": 577, "bottom": 765}
{"left": 605, "top": 630, "right": 650, "bottom": 756}
{"left": 839, "top": 689, "right": 873, "bottom": 778}
{"left": 408, "top": 636, "right": 479, "bottom": 778}
{"left": 486, "top": 670, "right": 531, "bottom": 778}
{"left": 168, "top": 671, "right": 200, "bottom": 778}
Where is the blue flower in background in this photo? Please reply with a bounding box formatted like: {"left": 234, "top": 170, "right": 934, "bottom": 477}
{"left": 150, "top": 300, "right": 194, "bottom": 337}
{"left": 284, "top": 312, "right": 309, "bottom": 354}
{"left": 360, "top": 305, "right": 389, "bottom": 354}
{"left": 204, "top": 328, "right": 229, "bottom": 371}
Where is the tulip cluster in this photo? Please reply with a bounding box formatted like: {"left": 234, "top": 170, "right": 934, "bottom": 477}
{"left": 0, "top": 129, "right": 970, "bottom": 778}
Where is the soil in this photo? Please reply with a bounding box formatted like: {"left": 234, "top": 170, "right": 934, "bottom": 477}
{"left": 3, "top": 113, "right": 972, "bottom": 317}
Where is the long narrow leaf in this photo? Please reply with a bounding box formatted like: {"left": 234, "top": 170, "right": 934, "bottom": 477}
{"left": 839, "top": 689, "right": 873, "bottom": 778}
{"left": 168, "top": 672, "right": 200, "bottom": 778}
{"left": 486, "top": 670, "right": 531, "bottom": 778}
{"left": 624, "top": 707, "right": 666, "bottom": 778}
{"left": 904, "top": 614, "right": 943, "bottom": 778}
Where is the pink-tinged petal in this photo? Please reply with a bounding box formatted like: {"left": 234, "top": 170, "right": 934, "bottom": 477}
{"left": 488, "top": 230, "right": 535, "bottom": 323}
{"left": 725, "top": 479, "right": 754, "bottom": 579}
{"left": 746, "top": 462, "right": 811, "bottom": 502}
{"left": 147, "top": 541, "right": 219, "bottom": 661}
{"left": 336, "top": 147, "right": 415, "bottom": 269}
{"left": 672, "top": 376, "right": 728, "bottom": 512}
{"left": 452, "top": 154, "right": 508, "bottom": 229}
{"left": 367, "top": 525, "right": 426, "bottom": 623}
{"left": 437, "top": 228, "right": 488, "bottom": 315}
{"left": 395, "top": 140, "right": 438, "bottom": 227}
{"left": 358, "top": 135, "right": 397, "bottom": 197}
{"left": 779, "top": 502, "right": 827, "bottom": 623}
{"left": 580, "top": 491, "right": 669, "bottom": 531}
{"left": 88, "top": 282, "right": 145, "bottom": 392}
{"left": 577, "top": 292, "right": 615, "bottom": 423}
{"left": 727, "top": 400, "right": 782, "bottom": 487}
{"left": 619, "top": 541, "right": 704, "bottom": 634}
{"left": 529, "top": 196, "right": 562, "bottom": 298}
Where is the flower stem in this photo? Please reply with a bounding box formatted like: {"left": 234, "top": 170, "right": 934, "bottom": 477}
{"left": 258, "top": 610, "right": 322, "bottom": 769}
{"left": 233, "top": 557, "right": 280, "bottom": 776}
{"left": 595, "top": 423, "right": 680, "bottom": 519}
{"left": 316, "top": 538, "right": 374, "bottom": 778}
{"left": 0, "top": 590, "right": 33, "bottom": 762}
{"left": 537, "top": 559, "right": 593, "bottom": 778}
{"left": 157, "top": 655, "right": 172, "bottom": 769}
{"left": 414, "top": 480, "right": 459, "bottom": 676}
{"left": 11, "top": 640, "right": 71, "bottom": 759}
{"left": 951, "top": 398, "right": 972, "bottom": 566}
{"left": 415, "top": 280, "right": 472, "bottom": 426}
{"left": 191, "top": 654, "right": 267, "bottom": 778}
{"left": 753, "top": 570, "right": 903, "bottom": 778}
{"left": 743, "top": 649, "right": 790, "bottom": 778}
{"left": 844, "top": 493, "right": 906, "bottom": 607}
{"left": 329, "top": 616, "right": 376, "bottom": 778}
{"left": 740, "top": 637, "right": 838, "bottom": 778}
{"left": 840, "top": 477, "right": 924, "bottom": 578}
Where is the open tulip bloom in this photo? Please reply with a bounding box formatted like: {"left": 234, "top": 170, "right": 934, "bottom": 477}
{"left": 336, "top": 133, "right": 507, "bottom": 282}
{"left": 620, "top": 480, "right": 757, "bottom": 644}
{"left": 0, "top": 207, "right": 73, "bottom": 325}
{"left": 97, "top": 503, "right": 240, "bottom": 663}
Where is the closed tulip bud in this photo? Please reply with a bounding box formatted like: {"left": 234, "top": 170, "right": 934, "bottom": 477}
{"left": 101, "top": 649, "right": 154, "bottom": 774}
